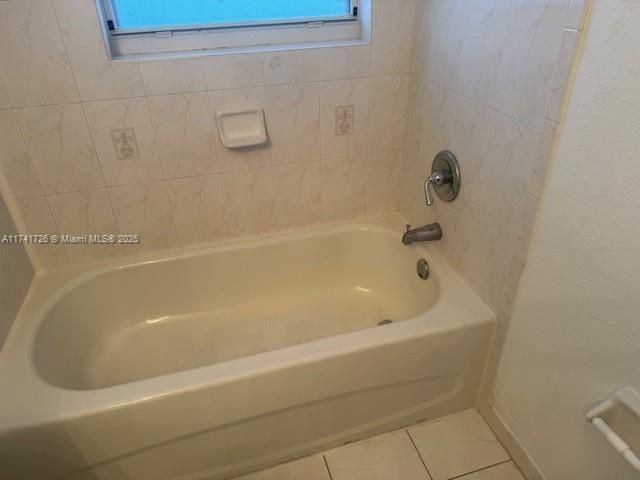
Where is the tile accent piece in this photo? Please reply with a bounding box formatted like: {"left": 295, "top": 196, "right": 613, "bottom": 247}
{"left": 457, "top": 462, "right": 524, "bottom": 480}
{"left": 148, "top": 93, "right": 220, "bottom": 178}
{"left": 166, "top": 175, "right": 228, "bottom": 247}
{"left": 321, "top": 156, "right": 366, "bottom": 223}
{"left": 109, "top": 182, "right": 179, "bottom": 255}
{"left": 266, "top": 83, "right": 321, "bottom": 165}
{"left": 263, "top": 50, "right": 319, "bottom": 86}
{"left": 83, "top": 98, "right": 164, "bottom": 186}
{"left": 319, "top": 45, "right": 371, "bottom": 81}
{"left": 0, "top": 111, "right": 43, "bottom": 199}
{"left": 335, "top": 106, "right": 354, "bottom": 136}
{"left": 15, "top": 104, "right": 104, "bottom": 194}
{"left": 320, "top": 79, "right": 370, "bottom": 160}
{"left": 209, "top": 88, "right": 272, "bottom": 172}
{"left": 8, "top": 196, "right": 69, "bottom": 270}
{"left": 235, "top": 455, "right": 330, "bottom": 480}
{"left": 409, "top": 410, "right": 510, "bottom": 480}
{"left": 0, "top": 0, "right": 79, "bottom": 107}
{"left": 53, "top": 0, "right": 145, "bottom": 101}
{"left": 111, "top": 128, "right": 140, "bottom": 161}
{"left": 139, "top": 58, "right": 206, "bottom": 96}
{"left": 47, "top": 189, "right": 125, "bottom": 263}
{"left": 274, "top": 162, "right": 322, "bottom": 230}
{"left": 325, "top": 431, "right": 432, "bottom": 480}
{"left": 203, "top": 53, "right": 265, "bottom": 91}
{"left": 220, "top": 169, "right": 276, "bottom": 237}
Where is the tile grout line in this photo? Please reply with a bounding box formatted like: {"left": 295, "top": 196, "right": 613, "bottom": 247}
{"left": 322, "top": 454, "right": 335, "bottom": 480}
{"left": 406, "top": 430, "right": 436, "bottom": 480}
{"left": 447, "top": 459, "right": 513, "bottom": 480}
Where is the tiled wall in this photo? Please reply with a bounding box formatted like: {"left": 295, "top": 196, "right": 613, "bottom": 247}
{"left": 0, "top": 190, "right": 33, "bottom": 349}
{"left": 399, "top": 0, "right": 589, "bottom": 406}
{"left": 0, "top": 0, "right": 415, "bottom": 270}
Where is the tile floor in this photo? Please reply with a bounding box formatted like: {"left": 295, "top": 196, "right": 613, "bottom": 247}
{"left": 234, "top": 410, "right": 525, "bottom": 480}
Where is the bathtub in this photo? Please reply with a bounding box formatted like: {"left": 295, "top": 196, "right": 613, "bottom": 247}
{"left": 0, "top": 215, "right": 495, "bottom": 480}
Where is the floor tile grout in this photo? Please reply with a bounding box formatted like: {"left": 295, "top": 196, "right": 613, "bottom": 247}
{"left": 406, "top": 429, "right": 436, "bottom": 480}
{"left": 322, "top": 454, "right": 335, "bottom": 480}
{"left": 447, "top": 459, "right": 513, "bottom": 480}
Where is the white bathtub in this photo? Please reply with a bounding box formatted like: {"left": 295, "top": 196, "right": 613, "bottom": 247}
{"left": 0, "top": 215, "right": 495, "bottom": 480}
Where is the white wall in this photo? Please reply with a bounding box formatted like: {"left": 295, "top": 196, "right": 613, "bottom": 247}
{"left": 493, "top": 0, "right": 640, "bottom": 478}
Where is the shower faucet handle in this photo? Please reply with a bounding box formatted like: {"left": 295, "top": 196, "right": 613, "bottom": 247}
{"left": 424, "top": 150, "right": 462, "bottom": 207}
{"left": 424, "top": 170, "right": 453, "bottom": 206}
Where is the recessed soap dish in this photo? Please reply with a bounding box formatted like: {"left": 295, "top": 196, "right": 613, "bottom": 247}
{"left": 215, "top": 107, "right": 268, "bottom": 149}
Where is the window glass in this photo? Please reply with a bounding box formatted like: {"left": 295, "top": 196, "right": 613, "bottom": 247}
{"left": 110, "top": 0, "right": 353, "bottom": 30}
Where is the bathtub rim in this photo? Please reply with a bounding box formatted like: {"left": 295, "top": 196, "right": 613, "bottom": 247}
{"left": 0, "top": 214, "right": 495, "bottom": 433}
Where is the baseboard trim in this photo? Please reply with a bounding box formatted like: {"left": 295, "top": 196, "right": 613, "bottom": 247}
{"left": 479, "top": 404, "right": 546, "bottom": 480}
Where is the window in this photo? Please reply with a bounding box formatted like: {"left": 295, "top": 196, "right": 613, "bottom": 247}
{"left": 98, "top": 0, "right": 369, "bottom": 59}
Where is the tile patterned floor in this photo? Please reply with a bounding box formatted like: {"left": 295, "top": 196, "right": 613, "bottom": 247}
{"left": 234, "top": 409, "right": 525, "bottom": 480}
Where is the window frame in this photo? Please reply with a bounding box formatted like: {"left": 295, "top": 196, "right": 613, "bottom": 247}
{"left": 97, "top": 0, "right": 369, "bottom": 60}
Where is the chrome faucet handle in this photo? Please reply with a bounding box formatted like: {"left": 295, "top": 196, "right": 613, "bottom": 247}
{"left": 424, "top": 171, "right": 450, "bottom": 206}
{"left": 424, "top": 177, "right": 433, "bottom": 206}
{"left": 424, "top": 151, "right": 461, "bottom": 207}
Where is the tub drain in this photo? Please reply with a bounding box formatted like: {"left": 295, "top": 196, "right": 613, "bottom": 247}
{"left": 378, "top": 319, "right": 394, "bottom": 326}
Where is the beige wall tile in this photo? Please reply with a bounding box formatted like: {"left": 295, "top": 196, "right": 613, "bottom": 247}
{"left": 0, "top": 192, "right": 33, "bottom": 347}
{"left": 372, "top": 0, "right": 415, "bottom": 75}
{"left": 220, "top": 169, "right": 276, "bottom": 237}
{"left": 0, "top": 111, "right": 43, "bottom": 200}
{"left": 485, "top": 0, "right": 571, "bottom": 127}
{"left": 166, "top": 175, "right": 228, "bottom": 247}
{"left": 273, "top": 162, "right": 322, "bottom": 230}
{"left": 263, "top": 50, "right": 319, "bottom": 86}
{"left": 0, "top": 0, "right": 79, "bottom": 107}
{"left": 203, "top": 53, "right": 265, "bottom": 91}
{"left": 321, "top": 156, "right": 366, "bottom": 223}
{"left": 545, "top": 28, "right": 581, "bottom": 122}
{"left": 266, "top": 83, "right": 321, "bottom": 165}
{"left": 48, "top": 189, "right": 125, "bottom": 263}
{"left": 109, "top": 182, "right": 179, "bottom": 255}
{"left": 319, "top": 45, "right": 371, "bottom": 81}
{"left": 139, "top": 58, "right": 206, "bottom": 96}
{"left": 567, "top": 0, "right": 590, "bottom": 30}
{"left": 83, "top": 98, "right": 164, "bottom": 186}
{"left": 15, "top": 104, "right": 104, "bottom": 194}
{"left": 366, "top": 151, "right": 403, "bottom": 216}
{"left": 0, "top": 74, "right": 10, "bottom": 109}
{"left": 53, "top": 0, "right": 145, "bottom": 101}
{"left": 148, "top": 93, "right": 219, "bottom": 179}
{"left": 8, "top": 196, "right": 69, "bottom": 270}
{"left": 369, "top": 75, "right": 410, "bottom": 154}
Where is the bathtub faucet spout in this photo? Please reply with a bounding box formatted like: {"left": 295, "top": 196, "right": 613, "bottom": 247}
{"left": 402, "top": 223, "right": 443, "bottom": 245}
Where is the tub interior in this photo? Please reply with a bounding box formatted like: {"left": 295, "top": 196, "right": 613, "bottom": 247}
{"left": 33, "top": 227, "right": 440, "bottom": 390}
